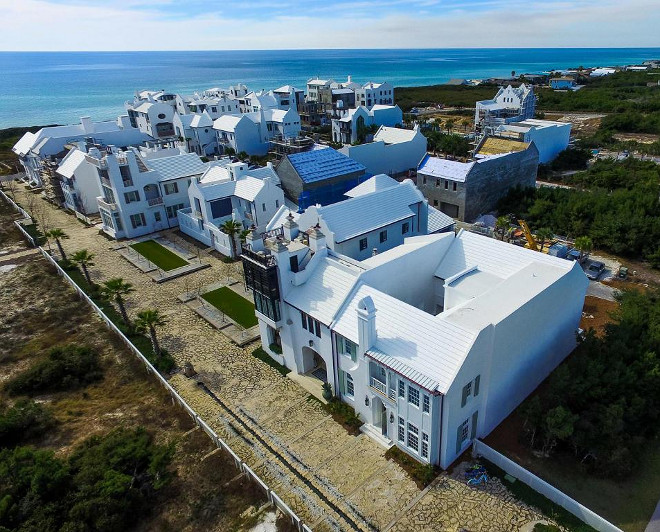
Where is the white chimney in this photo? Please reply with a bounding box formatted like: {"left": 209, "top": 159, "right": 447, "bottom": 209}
{"left": 357, "top": 296, "right": 377, "bottom": 352}
{"left": 80, "top": 116, "right": 93, "bottom": 134}
{"left": 283, "top": 212, "right": 299, "bottom": 241}
{"left": 245, "top": 227, "right": 264, "bottom": 252}
{"left": 307, "top": 225, "right": 326, "bottom": 253}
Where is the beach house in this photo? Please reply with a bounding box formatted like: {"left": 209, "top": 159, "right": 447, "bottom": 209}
{"left": 474, "top": 84, "right": 536, "bottom": 133}
{"left": 331, "top": 105, "right": 403, "bottom": 145}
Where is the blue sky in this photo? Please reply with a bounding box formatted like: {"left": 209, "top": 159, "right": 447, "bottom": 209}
{"left": 1, "top": 0, "right": 659, "bottom": 50}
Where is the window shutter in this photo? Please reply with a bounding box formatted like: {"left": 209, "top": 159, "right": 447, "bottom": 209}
{"left": 339, "top": 370, "right": 346, "bottom": 395}
{"left": 461, "top": 384, "right": 469, "bottom": 407}
{"left": 471, "top": 411, "right": 479, "bottom": 440}
{"left": 474, "top": 375, "right": 481, "bottom": 397}
{"left": 456, "top": 425, "right": 463, "bottom": 455}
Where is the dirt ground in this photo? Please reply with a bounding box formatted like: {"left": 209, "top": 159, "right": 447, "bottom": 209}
{"left": 0, "top": 233, "right": 277, "bottom": 531}
{"left": 613, "top": 132, "right": 660, "bottom": 144}
{"left": 580, "top": 295, "right": 619, "bottom": 337}
{"left": 543, "top": 112, "right": 603, "bottom": 136}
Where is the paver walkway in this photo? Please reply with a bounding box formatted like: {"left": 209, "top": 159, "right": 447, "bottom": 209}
{"left": 10, "top": 186, "right": 556, "bottom": 531}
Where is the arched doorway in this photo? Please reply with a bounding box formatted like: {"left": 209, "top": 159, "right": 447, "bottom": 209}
{"left": 372, "top": 396, "right": 388, "bottom": 437}
{"left": 301, "top": 346, "right": 326, "bottom": 382}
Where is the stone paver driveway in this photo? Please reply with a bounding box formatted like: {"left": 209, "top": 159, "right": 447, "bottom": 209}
{"left": 11, "top": 187, "right": 554, "bottom": 531}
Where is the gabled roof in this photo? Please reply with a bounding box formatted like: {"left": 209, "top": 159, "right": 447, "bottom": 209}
{"left": 144, "top": 153, "right": 208, "bottom": 181}
{"left": 373, "top": 126, "right": 418, "bottom": 145}
{"left": 56, "top": 149, "right": 87, "bottom": 178}
{"left": 12, "top": 132, "right": 37, "bottom": 156}
{"left": 286, "top": 148, "right": 365, "bottom": 184}
{"left": 427, "top": 205, "right": 455, "bottom": 232}
{"left": 344, "top": 174, "right": 398, "bottom": 198}
{"left": 274, "top": 85, "right": 302, "bottom": 93}
{"left": 417, "top": 155, "right": 473, "bottom": 182}
{"left": 316, "top": 180, "right": 423, "bottom": 242}
{"left": 190, "top": 112, "right": 213, "bottom": 129}
{"left": 213, "top": 114, "right": 246, "bottom": 132}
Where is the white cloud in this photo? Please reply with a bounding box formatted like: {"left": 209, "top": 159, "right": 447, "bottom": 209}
{"left": 0, "top": 0, "right": 658, "bottom": 50}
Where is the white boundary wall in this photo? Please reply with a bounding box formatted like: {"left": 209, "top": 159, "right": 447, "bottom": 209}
{"left": 472, "top": 440, "right": 623, "bottom": 532}
{"left": 0, "top": 187, "right": 311, "bottom": 532}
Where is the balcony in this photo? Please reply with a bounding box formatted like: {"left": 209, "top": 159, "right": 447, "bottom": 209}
{"left": 147, "top": 196, "right": 164, "bottom": 207}
{"left": 370, "top": 377, "right": 387, "bottom": 396}
{"left": 97, "top": 197, "right": 117, "bottom": 212}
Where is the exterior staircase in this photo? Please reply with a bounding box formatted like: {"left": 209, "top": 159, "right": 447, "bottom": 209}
{"left": 360, "top": 423, "right": 394, "bottom": 450}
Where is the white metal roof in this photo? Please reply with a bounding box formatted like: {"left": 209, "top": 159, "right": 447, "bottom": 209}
{"left": 56, "top": 149, "right": 87, "bottom": 178}
{"left": 344, "top": 174, "right": 398, "bottom": 198}
{"left": 190, "top": 112, "right": 213, "bottom": 128}
{"left": 12, "top": 132, "right": 37, "bottom": 156}
{"left": 145, "top": 153, "right": 208, "bottom": 181}
{"left": 317, "top": 180, "right": 423, "bottom": 243}
{"left": 373, "top": 126, "right": 418, "bottom": 145}
{"left": 427, "top": 205, "right": 455, "bottom": 232}
{"left": 417, "top": 155, "right": 473, "bottom": 182}
{"left": 213, "top": 114, "right": 244, "bottom": 132}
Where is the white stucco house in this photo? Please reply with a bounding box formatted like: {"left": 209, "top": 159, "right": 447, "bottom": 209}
{"left": 56, "top": 147, "right": 103, "bottom": 215}
{"left": 475, "top": 84, "right": 536, "bottom": 133}
{"left": 332, "top": 105, "right": 403, "bottom": 145}
{"left": 173, "top": 111, "right": 218, "bottom": 156}
{"left": 241, "top": 229, "right": 588, "bottom": 469}
{"left": 339, "top": 126, "right": 427, "bottom": 176}
{"left": 266, "top": 174, "right": 454, "bottom": 261}
{"left": 493, "top": 119, "right": 572, "bottom": 164}
{"left": 355, "top": 81, "right": 394, "bottom": 107}
{"left": 125, "top": 94, "right": 177, "bottom": 139}
{"left": 178, "top": 160, "right": 284, "bottom": 257}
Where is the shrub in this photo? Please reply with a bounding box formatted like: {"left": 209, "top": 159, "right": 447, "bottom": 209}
{"left": 0, "top": 400, "right": 54, "bottom": 447}
{"left": 385, "top": 445, "right": 437, "bottom": 487}
{"left": 251, "top": 347, "right": 290, "bottom": 376}
{"left": 325, "top": 398, "right": 362, "bottom": 433}
{"left": 6, "top": 344, "right": 103, "bottom": 396}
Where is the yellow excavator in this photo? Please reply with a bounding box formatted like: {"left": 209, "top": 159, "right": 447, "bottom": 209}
{"left": 518, "top": 220, "right": 539, "bottom": 251}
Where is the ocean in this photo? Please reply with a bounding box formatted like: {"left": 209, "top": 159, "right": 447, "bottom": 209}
{"left": 0, "top": 48, "right": 658, "bottom": 129}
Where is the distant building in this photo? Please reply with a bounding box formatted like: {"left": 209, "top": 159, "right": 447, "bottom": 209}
{"left": 339, "top": 126, "right": 427, "bottom": 177}
{"left": 355, "top": 82, "right": 394, "bottom": 107}
{"left": 474, "top": 84, "right": 536, "bottom": 133}
{"left": 492, "top": 119, "right": 571, "bottom": 164}
{"left": 178, "top": 160, "right": 284, "bottom": 257}
{"left": 416, "top": 143, "right": 539, "bottom": 222}
{"left": 332, "top": 105, "right": 403, "bottom": 145}
{"left": 56, "top": 147, "right": 103, "bottom": 215}
{"left": 444, "top": 79, "right": 469, "bottom": 86}
{"left": 550, "top": 77, "right": 576, "bottom": 90}
{"left": 125, "top": 91, "right": 178, "bottom": 139}
{"left": 590, "top": 68, "right": 617, "bottom": 77}
{"left": 275, "top": 147, "right": 367, "bottom": 210}
{"left": 306, "top": 78, "right": 334, "bottom": 102}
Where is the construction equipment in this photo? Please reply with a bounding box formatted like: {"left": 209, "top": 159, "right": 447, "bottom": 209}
{"left": 518, "top": 220, "right": 539, "bottom": 251}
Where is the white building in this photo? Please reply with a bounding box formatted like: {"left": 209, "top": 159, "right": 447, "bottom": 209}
{"left": 306, "top": 78, "right": 334, "bottom": 102}
{"left": 332, "top": 105, "right": 403, "bottom": 145}
{"left": 355, "top": 81, "right": 394, "bottom": 108}
{"left": 56, "top": 147, "right": 103, "bottom": 215}
{"left": 493, "top": 119, "right": 572, "bottom": 164}
{"left": 241, "top": 229, "right": 588, "bottom": 468}
{"left": 90, "top": 146, "right": 209, "bottom": 239}
{"left": 178, "top": 161, "right": 284, "bottom": 257}
{"left": 474, "top": 84, "right": 536, "bottom": 133}
{"left": 339, "top": 126, "right": 427, "bottom": 176}
{"left": 173, "top": 111, "right": 218, "bottom": 156}
{"left": 266, "top": 174, "right": 454, "bottom": 261}
{"left": 125, "top": 91, "right": 178, "bottom": 139}
{"left": 12, "top": 116, "right": 150, "bottom": 187}
{"left": 214, "top": 108, "right": 302, "bottom": 156}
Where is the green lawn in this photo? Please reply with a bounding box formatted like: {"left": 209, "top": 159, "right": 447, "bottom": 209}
{"left": 130, "top": 240, "right": 188, "bottom": 271}
{"left": 201, "top": 287, "right": 258, "bottom": 329}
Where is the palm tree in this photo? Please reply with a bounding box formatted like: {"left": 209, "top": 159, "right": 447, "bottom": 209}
{"left": 71, "top": 249, "right": 95, "bottom": 285}
{"left": 46, "top": 228, "right": 69, "bottom": 261}
{"left": 221, "top": 219, "right": 243, "bottom": 258}
{"left": 102, "top": 278, "right": 134, "bottom": 329}
{"left": 445, "top": 119, "right": 456, "bottom": 134}
{"left": 574, "top": 236, "right": 593, "bottom": 262}
{"left": 135, "top": 309, "right": 167, "bottom": 357}
{"left": 535, "top": 228, "right": 554, "bottom": 252}
{"left": 495, "top": 216, "right": 510, "bottom": 241}
{"left": 239, "top": 229, "right": 251, "bottom": 245}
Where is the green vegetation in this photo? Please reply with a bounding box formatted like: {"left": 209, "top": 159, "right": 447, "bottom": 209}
{"left": 394, "top": 84, "right": 497, "bottom": 112}
{"left": 384, "top": 446, "right": 437, "bottom": 488}
{"left": 201, "top": 286, "right": 258, "bottom": 328}
{"left": 0, "top": 427, "right": 173, "bottom": 532}
{"left": 219, "top": 220, "right": 242, "bottom": 259}
{"left": 0, "top": 400, "right": 54, "bottom": 447}
{"left": 130, "top": 240, "right": 188, "bottom": 271}
{"left": 517, "top": 288, "right": 660, "bottom": 479}
{"left": 324, "top": 398, "right": 362, "bottom": 435}
{"left": 533, "top": 525, "right": 561, "bottom": 532}
{"left": 482, "top": 460, "right": 596, "bottom": 532}
{"left": 251, "top": 347, "right": 290, "bottom": 376}
{"left": 135, "top": 309, "right": 168, "bottom": 358}
{"left": 538, "top": 147, "right": 591, "bottom": 177}
{"left": 423, "top": 130, "right": 471, "bottom": 158}
{"left": 497, "top": 158, "right": 660, "bottom": 265}
{"left": 5, "top": 344, "right": 103, "bottom": 396}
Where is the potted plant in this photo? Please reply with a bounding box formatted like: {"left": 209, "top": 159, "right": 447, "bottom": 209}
{"left": 322, "top": 382, "right": 332, "bottom": 401}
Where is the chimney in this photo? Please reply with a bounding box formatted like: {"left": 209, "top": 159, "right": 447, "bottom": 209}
{"left": 357, "top": 296, "right": 377, "bottom": 352}
{"left": 347, "top": 75, "right": 352, "bottom": 83}
{"left": 372, "top": 248, "right": 378, "bottom": 257}
{"left": 80, "top": 116, "right": 93, "bottom": 134}
{"left": 307, "top": 224, "right": 326, "bottom": 253}
{"left": 245, "top": 226, "right": 264, "bottom": 252}
{"left": 283, "top": 212, "right": 299, "bottom": 241}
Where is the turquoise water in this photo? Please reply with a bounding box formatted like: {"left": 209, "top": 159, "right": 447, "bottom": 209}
{"left": 0, "top": 48, "right": 658, "bottom": 129}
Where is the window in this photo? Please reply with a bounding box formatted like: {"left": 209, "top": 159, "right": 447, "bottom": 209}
{"left": 314, "top": 320, "right": 321, "bottom": 338}
{"left": 164, "top": 182, "right": 179, "bottom": 195}
{"left": 423, "top": 394, "right": 430, "bottom": 413}
{"left": 359, "top": 238, "right": 367, "bottom": 251}
{"left": 402, "top": 222, "right": 409, "bottom": 235}
{"left": 398, "top": 417, "right": 405, "bottom": 442}
{"left": 337, "top": 335, "right": 357, "bottom": 362}
{"left": 444, "top": 180, "right": 449, "bottom": 190}
{"left": 301, "top": 311, "right": 321, "bottom": 338}
{"left": 407, "top": 423, "right": 419, "bottom": 452}
{"left": 379, "top": 230, "right": 387, "bottom": 243}
{"left": 398, "top": 379, "right": 405, "bottom": 398}
{"left": 421, "top": 432, "right": 429, "bottom": 458}
{"left": 154, "top": 212, "right": 161, "bottom": 222}
{"left": 433, "top": 200, "right": 438, "bottom": 206}
{"left": 166, "top": 203, "right": 184, "bottom": 218}
{"left": 157, "top": 113, "right": 166, "bottom": 119}
{"left": 119, "top": 165, "right": 133, "bottom": 187}
{"left": 435, "top": 179, "right": 440, "bottom": 187}
{"left": 461, "top": 375, "right": 480, "bottom": 407}
{"left": 408, "top": 386, "right": 420, "bottom": 407}
{"left": 453, "top": 182, "right": 457, "bottom": 192}
{"left": 422, "top": 177, "right": 427, "bottom": 185}
{"left": 124, "top": 190, "right": 140, "bottom": 204}
{"left": 129, "top": 213, "right": 146, "bottom": 229}
{"left": 275, "top": 200, "right": 279, "bottom": 208}
{"left": 262, "top": 203, "right": 266, "bottom": 212}
{"left": 460, "top": 419, "right": 469, "bottom": 442}
{"left": 346, "top": 373, "right": 354, "bottom": 397}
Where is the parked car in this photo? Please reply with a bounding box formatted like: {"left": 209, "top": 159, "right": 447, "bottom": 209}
{"left": 585, "top": 260, "right": 605, "bottom": 280}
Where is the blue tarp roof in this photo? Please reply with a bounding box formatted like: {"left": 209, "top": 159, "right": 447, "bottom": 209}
{"left": 288, "top": 148, "right": 365, "bottom": 184}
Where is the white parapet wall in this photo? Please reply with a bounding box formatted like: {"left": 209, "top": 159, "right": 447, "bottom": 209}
{"left": 472, "top": 440, "right": 623, "bottom": 532}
